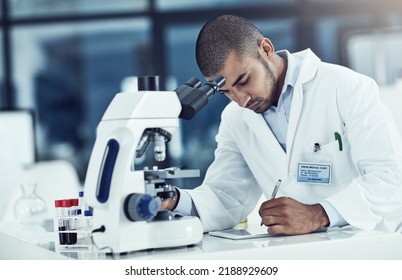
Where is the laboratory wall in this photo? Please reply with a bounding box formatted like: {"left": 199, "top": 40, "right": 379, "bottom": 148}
{"left": 1, "top": 0, "right": 402, "bottom": 188}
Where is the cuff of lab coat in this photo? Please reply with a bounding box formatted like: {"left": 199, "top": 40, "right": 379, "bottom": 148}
{"left": 320, "top": 200, "right": 348, "bottom": 227}
{"left": 173, "top": 188, "right": 199, "bottom": 217}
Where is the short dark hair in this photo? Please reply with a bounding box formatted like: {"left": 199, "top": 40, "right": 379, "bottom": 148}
{"left": 196, "top": 15, "right": 264, "bottom": 77}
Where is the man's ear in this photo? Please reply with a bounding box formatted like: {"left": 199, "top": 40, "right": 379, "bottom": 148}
{"left": 259, "top": 38, "right": 275, "bottom": 59}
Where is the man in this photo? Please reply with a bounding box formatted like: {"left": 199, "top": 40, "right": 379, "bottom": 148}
{"left": 162, "top": 14, "right": 402, "bottom": 235}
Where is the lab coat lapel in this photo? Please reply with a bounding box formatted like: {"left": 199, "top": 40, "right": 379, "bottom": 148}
{"left": 286, "top": 86, "right": 302, "bottom": 159}
{"left": 242, "top": 110, "right": 287, "bottom": 169}
{"left": 286, "top": 49, "right": 320, "bottom": 166}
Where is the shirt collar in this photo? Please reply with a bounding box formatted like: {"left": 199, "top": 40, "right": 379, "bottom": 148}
{"left": 263, "top": 49, "right": 300, "bottom": 115}
{"left": 277, "top": 49, "right": 299, "bottom": 94}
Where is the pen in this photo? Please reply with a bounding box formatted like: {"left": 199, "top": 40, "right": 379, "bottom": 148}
{"left": 334, "top": 132, "right": 343, "bottom": 151}
{"left": 261, "top": 179, "right": 282, "bottom": 226}
{"left": 271, "top": 179, "right": 282, "bottom": 199}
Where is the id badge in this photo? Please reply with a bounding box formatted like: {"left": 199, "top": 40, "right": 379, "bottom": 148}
{"left": 297, "top": 162, "right": 332, "bottom": 184}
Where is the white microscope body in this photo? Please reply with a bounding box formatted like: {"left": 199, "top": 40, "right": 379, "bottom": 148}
{"left": 84, "top": 76, "right": 224, "bottom": 254}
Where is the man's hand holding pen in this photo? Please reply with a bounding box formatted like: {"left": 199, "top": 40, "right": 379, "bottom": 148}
{"left": 259, "top": 180, "right": 330, "bottom": 236}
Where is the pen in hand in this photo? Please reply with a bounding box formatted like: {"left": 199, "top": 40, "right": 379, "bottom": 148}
{"left": 261, "top": 179, "right": 282, "bottom": 226}
{"left": 271, "top": 179, "right": 282, "bottom": 200}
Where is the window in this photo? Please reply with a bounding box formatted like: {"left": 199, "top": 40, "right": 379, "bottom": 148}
{"left": 156, "top": 0, "right": 294, "bottom": 11}
{"left": 12, "top": 18, "right": 151, "bottom": 179}
{"left": 10, "top": 0, "right": 148, "bottom": 18}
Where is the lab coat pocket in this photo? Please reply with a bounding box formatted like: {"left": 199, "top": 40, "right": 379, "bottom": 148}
{"left": 296, "top": 132, "right": 355, "bottom": 187}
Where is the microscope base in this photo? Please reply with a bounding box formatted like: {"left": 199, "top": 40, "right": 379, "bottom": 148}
{"left": 92, "top": 216, "right": 203, "bottom": 254}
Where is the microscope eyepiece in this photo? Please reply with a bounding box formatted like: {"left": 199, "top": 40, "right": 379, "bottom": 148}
{"left": 185, "top": 77, "right": 202, "bottom": 88}
{"left": 176, "top": 75, "right": 226, "bottom": 120}
{"left": 201, "top": 75, "right": 225, "bottom": 97}
{"left": 138, "top": 76, "right": 160, "bottom": 91}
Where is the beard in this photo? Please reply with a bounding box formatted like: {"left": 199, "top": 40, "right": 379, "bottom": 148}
{"left": 252, "top": 58, "right": 277, "bottom": 114}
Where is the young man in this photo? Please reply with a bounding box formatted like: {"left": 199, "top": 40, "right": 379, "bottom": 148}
{"left": 162, "top": 15, "right": 402, "bottom": 235}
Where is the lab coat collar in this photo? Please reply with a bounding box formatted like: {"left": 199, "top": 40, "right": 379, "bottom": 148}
{"left": 292, "top": 48, "right": 321, "bottom": 84}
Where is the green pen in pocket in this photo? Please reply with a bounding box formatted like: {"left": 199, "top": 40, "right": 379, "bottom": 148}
{"left": 334, "top": 132, "right": 343, "bottom": 151}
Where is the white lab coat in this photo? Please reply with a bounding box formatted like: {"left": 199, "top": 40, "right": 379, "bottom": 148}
{"left": 187, "top": 49, "right": 402, "bottom": 233}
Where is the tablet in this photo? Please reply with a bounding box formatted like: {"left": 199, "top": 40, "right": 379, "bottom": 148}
{"left": 209, "top": 227, "right": 269, "bottom": 240}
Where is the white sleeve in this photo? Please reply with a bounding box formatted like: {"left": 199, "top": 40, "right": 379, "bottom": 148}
{"left": 173, "top": 188, "right": 199, "bottom": 217}
{"left": 186, "top": 110, "right": 262, "bottom": 232}
{"left": 320, "top": 200, "right": 348, "bottom": 227}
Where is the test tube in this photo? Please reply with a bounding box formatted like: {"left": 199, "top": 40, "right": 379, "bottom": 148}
{"left": 67, "top": 198, "right": 79, "bottom": 245}
{"left": 54, "top": 199, "right": 67, "bottom": 245}
{"left": 83, "top": 209, "right": 93, "bottom": 245}
{"left": 58, "top": 199, "right": 74, "bottom": 245}
{"left": 78, "top": 191, "right": 86, "bottom": 214}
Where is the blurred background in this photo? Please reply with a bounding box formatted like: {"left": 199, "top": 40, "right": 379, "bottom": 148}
{"left": 1, "top": 0, "right": 402, "bottom": 189}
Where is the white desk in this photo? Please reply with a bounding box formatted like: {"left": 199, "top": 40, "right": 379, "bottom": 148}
{"left": 1, "top": 222, "right": 402, "bottom": 260}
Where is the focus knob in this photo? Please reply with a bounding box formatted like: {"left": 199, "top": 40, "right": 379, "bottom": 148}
{"left": 124, "top": 193, "right": 160, "bottom": 221}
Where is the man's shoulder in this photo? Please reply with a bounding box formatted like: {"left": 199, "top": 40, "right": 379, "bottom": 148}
{"left": 222, "top": 101, "right": 242, "bottom": 116}
{"left": 318, "top": 60, "right": 375, "bottom": 84}
{"left": 220, "top": 102, "right": 248, "bottom": 124}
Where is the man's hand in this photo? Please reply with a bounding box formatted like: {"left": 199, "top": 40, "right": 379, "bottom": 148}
{"left": 159, "top": 187, "right": 180, "bottom": 211}
{"left": 259, "top": 197, "right": 329, "bottom": 235}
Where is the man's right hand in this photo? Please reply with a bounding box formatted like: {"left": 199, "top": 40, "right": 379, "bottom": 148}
{"left": 259, "top": 197, "right": 329, "bottom": 235}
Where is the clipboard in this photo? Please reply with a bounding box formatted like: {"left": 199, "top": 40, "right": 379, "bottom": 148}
{"left": 208, "top": 227, "right": 269, "bottom": 240}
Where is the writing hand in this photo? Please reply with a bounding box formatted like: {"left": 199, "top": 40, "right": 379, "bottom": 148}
{"left": 259, "top": 197, "right": 329, "bottom": 235}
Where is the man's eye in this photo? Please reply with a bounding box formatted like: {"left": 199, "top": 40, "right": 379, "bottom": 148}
{"left": 239, "top": 78, "right": 248, "bottom": 86}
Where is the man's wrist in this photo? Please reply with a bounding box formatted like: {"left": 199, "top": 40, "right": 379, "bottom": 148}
{"left": 312, "top": 203, "right": 330, "bottom": 228}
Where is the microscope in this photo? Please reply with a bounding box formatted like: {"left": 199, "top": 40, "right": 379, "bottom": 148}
{"left": 84, "top": 75, "right": 225, "bottom": 254}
